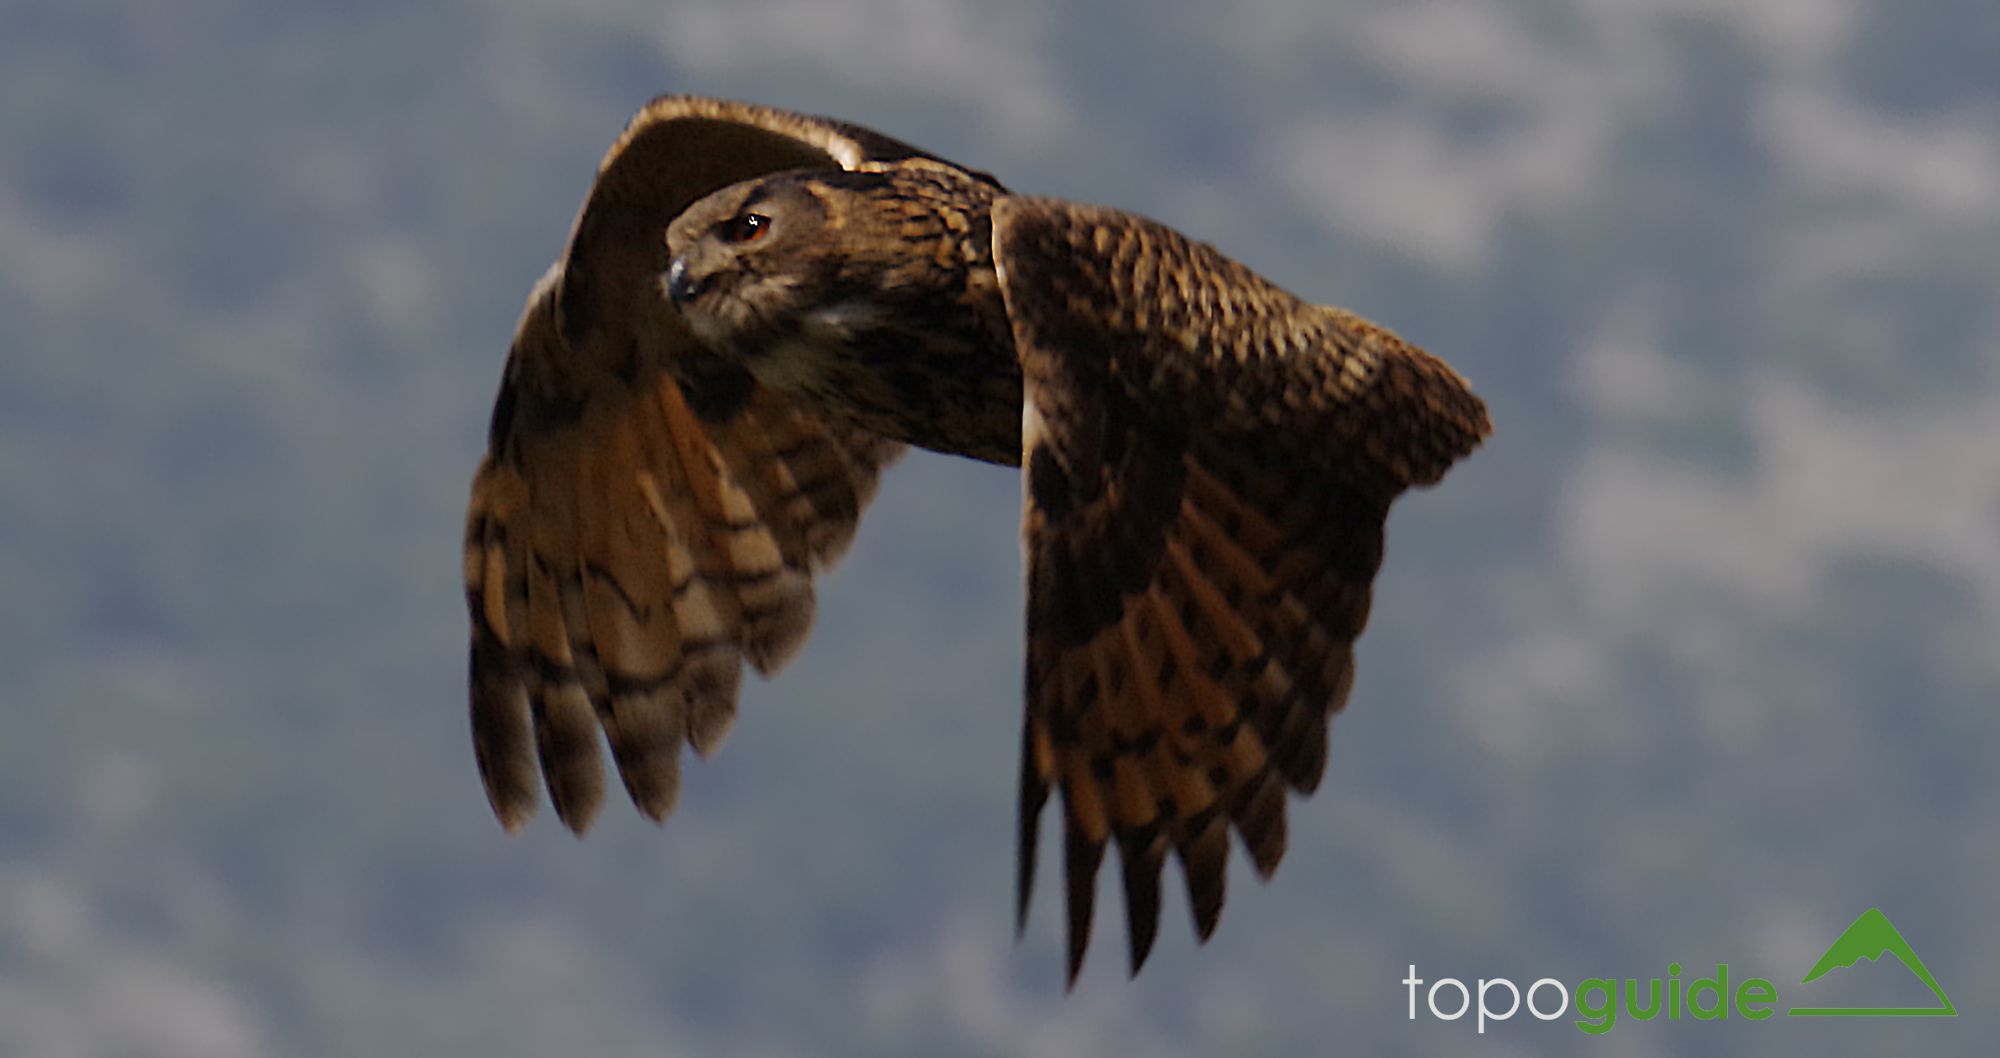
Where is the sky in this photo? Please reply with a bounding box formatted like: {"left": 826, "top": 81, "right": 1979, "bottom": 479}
{"left": 1, "top": 0, "right": 1995, "bottom": 1055}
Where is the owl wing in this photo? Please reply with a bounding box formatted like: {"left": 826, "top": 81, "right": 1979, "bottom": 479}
{"left": 991, "top": 196, "right": 1491, "bottom": 983}
{"left": 467, "top": 97, "right": 985, "bottom": 834}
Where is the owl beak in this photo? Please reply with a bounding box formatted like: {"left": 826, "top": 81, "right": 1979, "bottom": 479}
{"left": 664, "top": 256, "right": 705, "bottom": 307}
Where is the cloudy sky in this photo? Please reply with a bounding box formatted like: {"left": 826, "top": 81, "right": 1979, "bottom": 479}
{"left": 1, "top": 1, "right": 1994, "bottom": 1055}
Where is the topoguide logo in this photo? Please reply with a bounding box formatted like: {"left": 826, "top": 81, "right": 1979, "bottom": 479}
{"left": 1404, "top": 908, "right": 1957, "bottom": 1036}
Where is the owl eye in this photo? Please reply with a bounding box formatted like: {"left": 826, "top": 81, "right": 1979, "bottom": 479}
{"left": 720, "top": 212, "right": 772, "bottom": 244}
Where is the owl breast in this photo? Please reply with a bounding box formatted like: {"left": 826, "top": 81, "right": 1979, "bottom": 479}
{"left": 741, "top": 290, "right": 1025, "bottom": 467}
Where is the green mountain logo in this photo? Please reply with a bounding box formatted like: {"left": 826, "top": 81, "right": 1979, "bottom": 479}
{"left": 1789, "top": 907, "right": 1956, "bottom": 1017}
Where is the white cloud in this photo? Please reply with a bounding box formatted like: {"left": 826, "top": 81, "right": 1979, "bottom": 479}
{"left": 1562, "top": 377, "right": 2000, "bottom": 627}
{"left": 1757, "top": 83, "right": 2000, "bottom": 218}
{"left": 1617, "top": 0, "right": 1862, "bottom": 73}
{"left": 1357, "top": 0, "right": 1591, "bottom": 99}
{"left": 855, "top": 904, "right": 1234, "bottom": 1057}
{"left": 656, "top": 0, "right": 1075, "bottom": 147}
{"left": 0, "top": 869, "right": 274, "bottom": 1058}
{"left": 0, "top": 181, "right": 121, "bottom": 313}
{"left": 349, "top": 234, "right": 441, "bottom": 336}
{"left": 1569, "top": 286, "right": 1722, "bottom": 427}
{"left": 1258, "top": 2, "right": 1671, "bottom": 270}
{"left": 1270, "top": 115, "right": 1523, "bottom": 270}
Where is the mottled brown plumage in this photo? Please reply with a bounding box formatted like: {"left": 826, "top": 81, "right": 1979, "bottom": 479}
{"left": 992, "top": 199, "right": 1487, "bottom": 981}
{"left": 468, "top": 95, "right": 1491, "bottom": 986}
{"left": 464, "top": 96, "right": 937, "bottom": 834}
{"left": 666, "top": 163, "right": 1022, "bottom": 464}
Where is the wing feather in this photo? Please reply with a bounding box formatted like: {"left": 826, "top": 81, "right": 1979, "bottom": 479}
{"left": 995, "top": 196, "right": 1490, "bottom": 981}
{"left": 464, "top": 97, "right": 975, "bottom": 831}
{"left": 466, "top": 457, "right": 538, "bottom": 830}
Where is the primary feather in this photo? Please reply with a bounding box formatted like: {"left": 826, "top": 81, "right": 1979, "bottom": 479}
{"left": 470, "top": 96, "right": 1490, "bottom": 984}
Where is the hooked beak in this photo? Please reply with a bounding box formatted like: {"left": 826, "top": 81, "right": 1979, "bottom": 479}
{"left": 664, "top": 256, "right": 705, "bottom": 307}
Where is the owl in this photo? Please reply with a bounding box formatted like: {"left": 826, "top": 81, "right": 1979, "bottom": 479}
{"left": 465, "top": 95, "right": 1490, "bottom": 983}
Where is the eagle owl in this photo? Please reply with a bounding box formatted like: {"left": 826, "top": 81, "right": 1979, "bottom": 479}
{"left": 464, "top": 95, "right": 1490, "bottom": 983}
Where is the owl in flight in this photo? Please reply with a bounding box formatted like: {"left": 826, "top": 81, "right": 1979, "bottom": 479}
{"left": 465, "top": 95, "right": 1490, "bottom": 983}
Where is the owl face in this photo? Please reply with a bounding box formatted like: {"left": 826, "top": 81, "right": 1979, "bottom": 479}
{"left": 662, "top": 165, "right": 1023, "bottom": 463}
{"left": 663, "top": 172, "right": 838, "bottom": 357}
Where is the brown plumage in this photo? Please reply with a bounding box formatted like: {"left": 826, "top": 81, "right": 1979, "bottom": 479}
{"left": 469, "top": 95, "right": 1491, "bottom": 985}
{"left": 995, "top": 200, "right": 1487, "bottom": 980}
{"left": 464, "top": 96, "right": 928, "bottom": 833}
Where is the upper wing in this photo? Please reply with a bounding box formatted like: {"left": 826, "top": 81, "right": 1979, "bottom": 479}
{"left": 991, "top": 196, "right": 1490, "bottom": 982}
{"left": 466, "top": 97, "right": 986, "bottom": 834}
{"left": 552, "top": 95, "right": 989, "bottom": 362}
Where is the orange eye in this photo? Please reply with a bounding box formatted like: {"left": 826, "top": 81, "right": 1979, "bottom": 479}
{"left": 720, "top": 212, "right": 771, "bottom": 244}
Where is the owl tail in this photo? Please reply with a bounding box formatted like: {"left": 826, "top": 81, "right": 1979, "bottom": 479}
{"left": 464, "top": 363, "right": 899, "bottom": 833}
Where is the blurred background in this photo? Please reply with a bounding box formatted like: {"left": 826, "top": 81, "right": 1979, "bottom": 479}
{"left": 2, "top": 0, "right": 1995, "bottom": 1055}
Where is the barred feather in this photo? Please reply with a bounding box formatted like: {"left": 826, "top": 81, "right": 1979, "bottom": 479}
{"left": 464, "top": 96, "right": 933, "bottom": 833}
{"left": 1000, "top": 197, "right": 1489, "bottom": 983}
